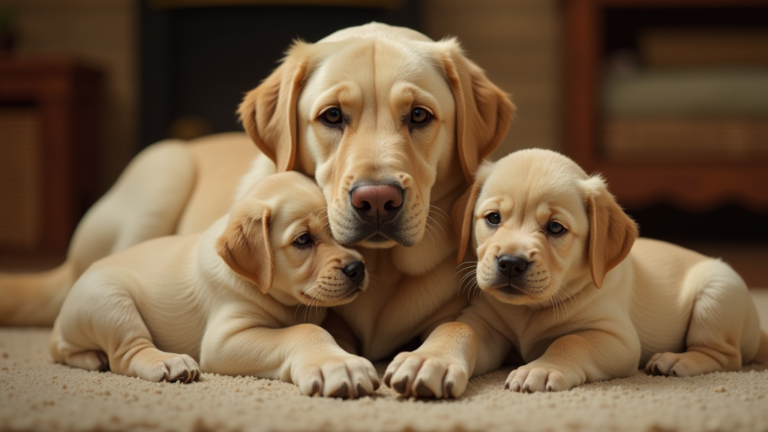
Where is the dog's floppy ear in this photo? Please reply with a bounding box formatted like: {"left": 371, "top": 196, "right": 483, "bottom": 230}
{"left": 439, "top": 39, "right": 515, "bottom": 183}
{"left": 238, "top": 42, "right": 311, "bottom": 173}
{"left": 451, "top": 161, "right": 494, "bottom": 263}
{"left": 583, "top": 176, "right": 638, "bottom": 289}
{"left": 216, "top": 199, "right": 274, "bottom": 294}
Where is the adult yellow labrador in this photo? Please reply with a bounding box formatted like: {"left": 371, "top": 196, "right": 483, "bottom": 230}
{"left": 1, "top": 23, "right": 514, "bottom": 390}
{"left": 51, "top": 172, "right": 378, "bottom": 398}
{"left": 385, "top": 149, "right": 768, "bottom": 398}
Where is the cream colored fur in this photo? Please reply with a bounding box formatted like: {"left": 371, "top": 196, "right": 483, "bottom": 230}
{"left": 238, "top": 23, "right": 513, "bottom": 362}
{"left": 1, "top": 24, "right": 514, "bottom": 399}
{"left": 385, "top": 149, "right": 768, "bottom": 398}
{"left": 0, "top": 133, "right": 261, "bottom": 325}
{"left": 0, "top": 23, "right": 515, "bottom": 383}
{"left": 49, "top": 172, "right": 379, "bottom": 398}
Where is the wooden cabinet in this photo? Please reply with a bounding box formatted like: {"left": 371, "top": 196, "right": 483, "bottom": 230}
{"left": 563, "top": 0, "right": 768, "bottom": 212}
{"left": 0, "top": 56, "right": 102, "bottom": 254}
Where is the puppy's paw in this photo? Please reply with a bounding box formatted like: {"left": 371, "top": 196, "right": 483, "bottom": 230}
{"left": 504, "top": 363, "right": 576, "bottom": 393}
{"left": 136, "top": 353, "right": 201, "bottom": 383}
{"left": 384, "top": 351, "right": 469, "bottom": 399}
{"left": 63, "top": 350, "right": 110, "bottom": 372}
{"left": 645, "top": 352, "right": 695, "bottom": 377}
{"left": 295, "top": 354, "right": 379, "bottom": 399}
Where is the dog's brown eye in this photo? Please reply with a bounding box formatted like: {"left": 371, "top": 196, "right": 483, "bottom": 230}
{"left": 411, "top": 108, "right": 430, "bottom": 124}
{"left": 485, "top": 212, "right": 501, "bottom": 226}
{"left": 547, "top": 222, "right": 566, "bottom": 236}
{"left": 322, "top": 108, "right": 343, "bottom": 125}
{"left": 293, "top": 234, "right": 312, "bottom": 248}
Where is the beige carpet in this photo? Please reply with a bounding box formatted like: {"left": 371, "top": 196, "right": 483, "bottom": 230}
{"left": 2, "top": 292, "right": 768, "bottom": 432}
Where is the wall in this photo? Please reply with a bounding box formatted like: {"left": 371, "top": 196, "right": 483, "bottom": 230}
{"left": 423, "top": 0, "right": 562, "bottom": 159}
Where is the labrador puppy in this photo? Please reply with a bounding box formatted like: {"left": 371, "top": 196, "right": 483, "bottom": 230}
{"left": 50, "top": 172, "right": 379, "bottom": 398}
{"left": 385, "top": 149, "right": 768, "bottom": 397}
{"left": 2, "top": 24, "right": 515, "bottom": 372}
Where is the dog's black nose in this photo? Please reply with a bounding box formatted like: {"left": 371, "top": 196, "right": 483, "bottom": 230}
{"left": 350, "top": 184, "right": 404, "bottom": 225}
{"left": 497, "top": 255, "right": 528, "bottom": 278}
{"left": 342, "top": 261, "right": 366, "bottom": 286}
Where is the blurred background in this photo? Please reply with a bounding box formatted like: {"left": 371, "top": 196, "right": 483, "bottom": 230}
{"left": 0, "top": 0, "right": 765, "bottom": 285}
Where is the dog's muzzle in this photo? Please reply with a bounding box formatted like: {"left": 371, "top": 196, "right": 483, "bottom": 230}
{"left": 344, "top": 183, "right": 413, "bottom": 246}
{"left": 491, "top": 255, "right": 532, "bottom": 296}
{"left": 341, "top": 261, "right": 366, "bottom": 287}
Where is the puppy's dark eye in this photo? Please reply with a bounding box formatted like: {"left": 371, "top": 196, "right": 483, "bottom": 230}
{"left": 485, "top": 212, "right": 501, "bottom": 226}
{"left": 547, "top": 222, "right": 566, "bottom": 236}
{"left": 293, "top": 233, "right": 312, "bottom": 248}
{"left": 411, "top": 107, "right": 431, "bottom": 124}
{"left": 321, "top": 108, "right": 343, "bottom": 126}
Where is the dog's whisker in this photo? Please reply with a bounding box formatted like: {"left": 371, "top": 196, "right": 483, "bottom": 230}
{"left": 466, "top": 279, "right": 475, "bottom": 300}
{"left": 454, "top": 268, "right": 478, "bottom": 276}
{"left": 425, "top": 213, "right": 448, "bottom": 240}
{"left": 428, "top": 205, "right": 451, "bottom": 222}
{"left": 459, "top": 270, "right": 477, "bottom": 298}
{"left": 454, "top": 261, "right": 479, "bottom": 276}
{"left": 423, "top": 222, "right": 437, "bottom": 251}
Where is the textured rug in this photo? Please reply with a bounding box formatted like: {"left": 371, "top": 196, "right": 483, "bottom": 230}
{"left": 2, "top": 291, "right": 767, "bottom": 432}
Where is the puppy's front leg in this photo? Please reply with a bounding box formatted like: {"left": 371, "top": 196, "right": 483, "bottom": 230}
{"left": 506, "top": 328, "right": 639, "bottom": 393}
{"left": 384, "top": 310, "right": 511, "bottom": 398}
{"left": 201, "top": 318, "right": 379, "bottom": 398}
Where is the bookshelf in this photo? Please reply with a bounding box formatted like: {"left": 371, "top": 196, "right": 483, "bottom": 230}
{"left": 563, "top": 0, "right": 768, "bottom": 212}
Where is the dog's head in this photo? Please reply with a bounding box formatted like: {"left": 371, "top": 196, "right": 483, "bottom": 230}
{"left": 238, "top": 23, "right": 514, "bottom": 248}
{"left": 216, "top": 171, "right": 367, "bottom": 307}
{"left": 453, "top": 149, "right": 638, "bottom": 306}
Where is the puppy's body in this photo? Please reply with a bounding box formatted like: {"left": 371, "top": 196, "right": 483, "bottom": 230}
{"left": 51, "top": 172, "right": 379, "bottom": 398}
{"left": 386, "top": 149, "right": 767, "bottom": 397}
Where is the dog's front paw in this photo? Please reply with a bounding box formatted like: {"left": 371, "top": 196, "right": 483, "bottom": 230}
{"left": 504, "top": 363, "right": 578, "bottom": 393}
{"left": 384, "top": 351, "right": 469, "bottom": 399}
{"left": 294, "top": 353, "right": 379, "bottom": 399}
{"left": 645, "top": 352, "right": 702, "bottom": 377}
{"left": 135, "top": 352, "right": 201, "bottom": 383}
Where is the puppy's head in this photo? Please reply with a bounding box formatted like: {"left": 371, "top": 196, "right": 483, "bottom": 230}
{"left": 238, "top": 23, "right": 514, "bottom": 249}
{"left": 453, "top": 149, "right": 637, "bottom": 306}
{"left": 216, "top": 172, "right": 367, "bottom": 307}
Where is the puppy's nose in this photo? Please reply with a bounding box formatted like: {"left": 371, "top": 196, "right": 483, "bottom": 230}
{"left": 350, "top": 185, "right": 404, "bottom": 225}
{"left": 497, "top": 255, "right": 529, "bottom": 278}
{"left": 342, "top": 261, "right": 366, "bottom": 286}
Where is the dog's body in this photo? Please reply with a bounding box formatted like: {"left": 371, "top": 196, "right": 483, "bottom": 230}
{"left": 2, "top": 24, "right": 514, "bottom": 385}
{"left": 50, "top": 172, "right": 380, "bottom": 398}
{"left": 385, "top": 149, "right": 768, "bottom": 398}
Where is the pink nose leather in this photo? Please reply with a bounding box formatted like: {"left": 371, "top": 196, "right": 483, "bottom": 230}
{"left": 351, "top": 185, "right": 404, "bottom": 224}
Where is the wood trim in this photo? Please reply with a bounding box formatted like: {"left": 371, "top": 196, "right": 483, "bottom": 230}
{"left": 593, "top": 0, "right": 768, "bottom": 6}
{"left": 596, "top": 163, "right": 768, "bottom": 212}
{"left": 563, "top": 0, "right": 600, "bottom": 172}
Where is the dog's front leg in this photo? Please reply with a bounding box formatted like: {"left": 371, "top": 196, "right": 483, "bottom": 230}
{"left": 506, "top": 328, "right": 640, "bottom": 393}
{"left": 384, "top": 311, "right": 511, "bottom": 399}
{"left": 201, "top": 320, "right": 379, "bottom": 398}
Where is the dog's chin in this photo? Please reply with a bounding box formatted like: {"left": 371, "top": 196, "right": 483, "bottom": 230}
{"left": 300, "top": 287, "right": 361, "bottom": 307}
{"left": 484, "top": 283, "right": 542, "bottom": 305}
{"left": 358, "top": 234, "right": 399, "bottom": 249}
{"left": 331, "top": 220, "right": 421, "bottom": 248}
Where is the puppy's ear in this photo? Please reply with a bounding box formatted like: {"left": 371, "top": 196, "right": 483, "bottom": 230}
{"left": 583, "top": 176, "right": 638, "bottom": 289}
{"left": 451, "top": 161, "right": 494, "bottom": 264}
{"left": 438, "top": 39, "right": 516, "bottom": 183}
{"left": 216, "top": 200, "right": 274, "bottom": 294}
{"left": 238, "top": 42, "right": 311, "bottom": 173}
